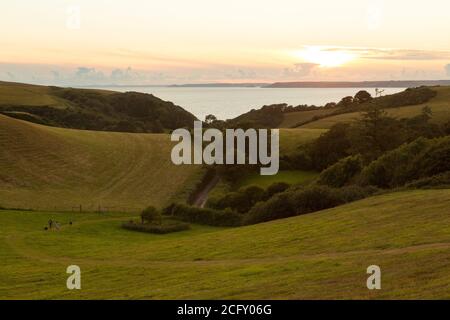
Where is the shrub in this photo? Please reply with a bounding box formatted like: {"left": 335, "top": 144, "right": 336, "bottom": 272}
{"left": 336, "top": 185, "right": 379, "bottom": 203}
{"left": 209, "top": 185, "right": 266, "bottom": 214}
{"left": 405, "top": 171, "right": 450, "bottom": 188}
{"left": 359, "top": 138, "right": 429, "bottom": 188}
{"left": 163, "top": 203, "right": 242, "bottom": 227}
{"left": 243, "top": 191, "right": 296, "bottom": 225}
{"left": 354, "top": 90, "right": 373, "bottom": 104}
{"left": 122, "top": 221, "right": 190, "bottom": 234}
{"left": 141, "top": 206, "right": 162, "bottom": 224}
{"left": 265, "top": 182, "right": 291, "bottom": 199}
{"left": 409, "top": 137, "right": 450, "bottom": 178}
{"left": 359, "top": 136, "right": 450, "bottom": 188}
{"left": 243, "top": 185, "right": 377, "bottom": 225}
{"left": 318, "top": 155, "right": 363, "bottom": 187}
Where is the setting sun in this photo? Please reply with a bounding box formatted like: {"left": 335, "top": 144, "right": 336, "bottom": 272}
{"left": 295, "top": 47, "right": 357, "bottom": 67}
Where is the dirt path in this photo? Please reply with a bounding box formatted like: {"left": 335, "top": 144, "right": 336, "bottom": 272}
{"left": 191, "top": 173, "right": 220, "bottom": 208}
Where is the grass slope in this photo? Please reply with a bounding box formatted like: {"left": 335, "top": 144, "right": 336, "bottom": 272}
{"left": 279, "top": 128, "right": 327, "bottom": 155}
{"left": 0, "top": 189, "right": 449, "bottom": 299}
{"left": 0, "top": 115, "right": 201, "bottom": 211}
{"left": 238, "top": 170, "right": 317, "bottom": 188}
{"left": 280, "top": 108, "right": 336, "bottom": 128}
{"left": 0, "top": 81, "right": 197, "bottom": 133}
{"left": 0, "top": 81, "right": 111, "bottom": 107}
{"left": 300, "top": 86, "right": 450, "bottom": 129}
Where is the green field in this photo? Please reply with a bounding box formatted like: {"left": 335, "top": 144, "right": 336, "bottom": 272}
{"left": 299, "top": 86, "right": 450, "bottom": 129}
{"left": 1, "top": 189, "right": 449, "bottom": 299}
{"left": 0, "top": 114, "right": 202, "bottom": 211}
{"left": 279, "top": 128, "right": 327, "bottom": 155}
{"left": 238, "top": 170, "right": 317, "bottom": 188}
{"left": 280, "top": 108, "right": 336, "bottom": 128}
{"left": 0, "top": 81, "right": 113, "bottom": 107}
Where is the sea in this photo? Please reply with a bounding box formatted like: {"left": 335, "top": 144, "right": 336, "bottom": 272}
{"left": 95, "top": 87, "right": 406, "bottom": 121}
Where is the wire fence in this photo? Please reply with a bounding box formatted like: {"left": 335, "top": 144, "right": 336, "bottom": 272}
{"left": 2, "top": 204, "right": 143, "bottom": 214}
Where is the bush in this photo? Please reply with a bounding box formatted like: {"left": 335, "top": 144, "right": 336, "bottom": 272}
{"left": 410, "top": 137, "right": 450, "bottom": 178}
{"left": 163, "top": 203, "right": 242, "bottom": 227}
{"left": 141, "top": 206, "right": 162, "bottom": 224}
{"left": 243, "top": 191, "right": 296, "bottom": 225}
{"left": 265, "top": 182, "right": 291, "bottom": 199}
{"left": 243, "top": 185, "right": 377, "bottom": 225}
{"left": 359, "top": 138, "right": 428, "bottom": 188}
{"left": 359, "top": 136, "right": 450, "bottom": 188}
{"left": 317, "top": 155, "right": 363, "bottom": 187}
{"left": 354, "top": 90, "right": 373, "bottom": 104}
{"left": 122, "top": 220, "right": 190, "bottom": 234}
{"left": 405, "top": 171, "right": 450, "bottom": 188}
{"left": 209, "top": 183, "right": 291, "bottom": 214}
{"left": 336, "top": 185, "right": 379, "bottom": 202}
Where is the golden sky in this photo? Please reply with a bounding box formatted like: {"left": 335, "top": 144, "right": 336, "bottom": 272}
{"left": 1, "top": 0, "right": 450, "bottom": 84}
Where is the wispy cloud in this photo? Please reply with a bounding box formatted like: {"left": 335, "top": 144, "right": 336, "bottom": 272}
{"left": 321, "top": 47, "right": 450, "bottom": 61}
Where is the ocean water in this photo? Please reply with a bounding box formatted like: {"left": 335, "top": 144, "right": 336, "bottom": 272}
{"left": 97, "top": 87, "right": 406, "bottom": 121}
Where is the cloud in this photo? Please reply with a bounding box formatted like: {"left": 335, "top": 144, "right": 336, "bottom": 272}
{"left": 446, "top": 64, "right": 450, "bottom": 77}
{"left": 75, "top": 67, "right": 105, "bottom": 81}
{"left": 319, "top": 46, "right": 450, "bottom": 61}
{"left": 110, "top": 67, "right": 144, "bottom": 82}
{"left": 363, "top": 49, "right": 450, "bottom": 61}
{"left": 284, "top": 63, "right": 319, "bottom": 77}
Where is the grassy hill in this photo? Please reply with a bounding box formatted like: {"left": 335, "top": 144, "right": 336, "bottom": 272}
{"left": 0, "top": 81, "right": 70, "bottom": 106}
{"left": 0, "top": 81, "right": 197, "bottom": 133}
{"left": 0, "top": 189, "right": 449, "bottom": 299}
{"left": 0, "top": 114, "right": 202, "bottom": 211}
{"left": 279, "top": 128, "right": 327, "bottom": 155}
{"left": 298, "top": 86, "right": 450, "bottom": 129}
{"left": 0, "top": 116, "right": 319, "bottom": 211}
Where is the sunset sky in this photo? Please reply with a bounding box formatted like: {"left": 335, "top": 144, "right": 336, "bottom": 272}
{"left": 1, "top": 0, "right": 450, "bottom": 85}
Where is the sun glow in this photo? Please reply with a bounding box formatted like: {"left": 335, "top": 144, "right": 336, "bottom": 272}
{"left": 295, "top": 47, "right": 357, "bottom": 67}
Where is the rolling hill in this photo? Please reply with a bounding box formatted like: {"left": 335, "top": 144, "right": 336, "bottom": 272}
{"left": 294, "top": 86, "right": 450, "bottom": 129}
{"left": 0, "top": 114, "right": 202, "bottom": 211}
{"left": 0, "top": 81, "right": 197, "bottom": 133}
{"left": 0, "top": 189, "right": 449, "bottom": 299}
{"left": 0, "top": 115, "right": 319, "bottom": 211}
{"left": 1, "top": 81, "right": 449, "bottom": 300}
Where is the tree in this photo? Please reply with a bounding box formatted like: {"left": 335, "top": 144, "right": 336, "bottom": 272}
{"left": 141, "top": 206, "right": 162, "bottom": 225}
{"left": 349, "top": 106, "right": 405, "bottom": 161}
{"left": 354, "top": 90, "right": 372, "bottom": 104}
{"left": 205, "top": 114, "right": 218, "bottom": 125}
{"left": 324, "top": 102, "right": 337, "bottom": 108}
{"left": 309, "top": 123, "right": 352, "bottom": 170}
{"left": 337, "top": 96, "right": 354, "bottom": 108}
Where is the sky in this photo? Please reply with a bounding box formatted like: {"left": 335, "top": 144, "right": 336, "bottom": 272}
{"left": 1, "top": 0, "right": 450, "bottom": 85}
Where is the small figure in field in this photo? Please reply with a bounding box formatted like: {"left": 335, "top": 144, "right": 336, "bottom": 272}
{"left": 54, "top": 221, "right": 61, "bottom": 230}
{"left": 48, "top": 219, "right": 53, "bottom": 230}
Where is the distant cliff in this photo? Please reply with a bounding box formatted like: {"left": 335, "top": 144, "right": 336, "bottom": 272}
{"left": 265, "top": 80, "right": 450, "bottom": 88}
